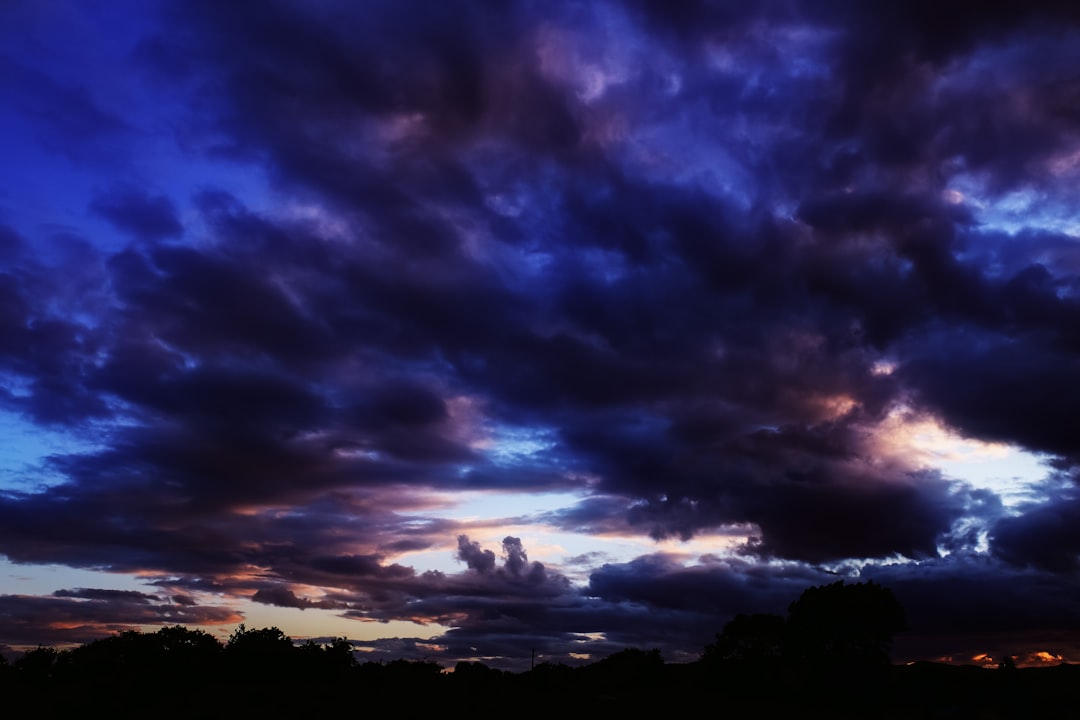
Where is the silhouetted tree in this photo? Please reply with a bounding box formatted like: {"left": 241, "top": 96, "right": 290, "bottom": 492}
{"left": 526, "top": 660, "right": 575, "bottom": 692}
{"left": 583, "top": 647, "right": 665, "bottom": 694}
{"left": 285, "top": 636, "right": 353, "bottom": 684}
{"left": 324, "top": 637, "right": 357, "bottom": 671}
{"left": 13, "top": 646, "right": 62, "bottom": 685}
{"left": 154, "top": 624, "right": 223, "bottom": 656}
{"left": 703, "top": 612, "right": 786, "bottom": 667}
{"left": 379, "top": 658, "right": 445, "bottom": 690}
{"left": 226, "top": 624, "right": 293, "bottom": 655}
{"left": 785, "top": 580, "right": 906, "bottom": 670}
{"left": 61, "top": 630, "right": 147, "bottom": 682}
{"left": 225, "top": 624, "right": 296, "bottom": 682}
{"left": 454, "top": 660, "right": 495, "bottom": 677}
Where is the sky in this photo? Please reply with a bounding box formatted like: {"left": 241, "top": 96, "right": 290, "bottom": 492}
{"left": 1, "top": 0, "right": 1080, "bottom": 671}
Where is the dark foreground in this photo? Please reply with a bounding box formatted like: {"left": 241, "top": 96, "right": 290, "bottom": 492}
{"left": 4, "top": 636, "right": 1077, "bottom": 718}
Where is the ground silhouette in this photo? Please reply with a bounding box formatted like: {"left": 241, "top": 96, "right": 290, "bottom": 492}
{"left": 2, "top": 581, "right": 1074, "bottom": 717}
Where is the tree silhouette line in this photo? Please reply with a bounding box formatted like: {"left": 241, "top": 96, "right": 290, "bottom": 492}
{"left": 1, "top": 580, "right": 1074, "bottom": 717}
{"left": 703, "top": 580, "right": 906, "bottom": 672}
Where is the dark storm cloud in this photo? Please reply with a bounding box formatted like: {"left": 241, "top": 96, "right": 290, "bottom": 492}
{"left": 991, "top": 480, "right": 1080, "bottom": 573}
{"left": 0, "top": 589, "right": 240, "bottom": 647}
{"left": 105, "top": 241, "right": 337, "bottom": 366}
{"left": 0, "top": 261, "right": 102, "bottom": 424}
{"left": 553, "top": 412, "right": 969, "bottom": 561}
{"left": 251, "top": 587, "right": 342, "bottom": 611}
{"left": 580, "top": 550, "right": 1080, "bottom": 666}
{"left": 587, "top": 554, "right": 822, "bottom": 616}
{"left": 340, "top": 558, "right": 623, "bottom": 670}
{"left": 0, "top": 53, "right": 129, "bottom": 162}
{"left": 253, "top": 537, "right": 583, "bottom": 667}
{"left": 2, "top": 0, "right": 1080, "bottom": 667}
{"left": 341, "top": 540, "right": 1080, "bottom": 670}
{"left": 309, "top": 553, "right": 415, "bottom": 579}
{"left": 89, "top": 187, "right": 183, "bottom": 242}
{"left": 338, "top": 542, "right": 820, "bottom": 668}
{"left": 445, "top": 535, "right": 551, "bottom": 586}
{"left": 900, "top": 330, "right": 1080, "bottom": 460}
{"left": 457, "top": 535, "right": 497, "bottom": 574}
{"left": 868, "top": 554, "right": 1080, "bottom": 663}
{"left": 0, "top": 225, "right": 25, "bottom": 264}
{"left": 52, "top": 588, "right": 157, "bottom": 603}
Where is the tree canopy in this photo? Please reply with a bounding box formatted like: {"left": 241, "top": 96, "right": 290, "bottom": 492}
{"left": 704, "top": 580, "right": 907, "bottom": 671}
{"left": 786, "top": 580, "right": 906, "bottom": 668}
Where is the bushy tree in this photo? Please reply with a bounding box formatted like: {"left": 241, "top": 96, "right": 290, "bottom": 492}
{"left": 584, "top": 647, "right": 665, "bottom": 692}
{"left": 702, "top": 580, "right": 906, "bottom": 678}
{"left": 324, "top": 637, "right": 357, "bottom": 671}
{"left": 785, "top": 580, "right": 906, "bottom": 669}
{"left": 703, "top": 613, "right": 786, "bottom": 666}
{"left": 227, "top": 624, "right": 293, "bottom": 654}
{"left": 226, "top": 624, "right": 296, "bottom": 682}
{"left": 13, "top": 646, "right": 62, "bottom": 685}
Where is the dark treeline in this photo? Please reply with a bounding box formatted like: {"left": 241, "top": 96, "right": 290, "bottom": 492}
{"left": 2, "top": 581, "right": 1076, "bottom": 717}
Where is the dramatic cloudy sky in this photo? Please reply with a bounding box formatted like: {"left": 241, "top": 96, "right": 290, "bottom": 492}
{"left": 2, "top": 0, "right": 1080, "bottom": 670}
